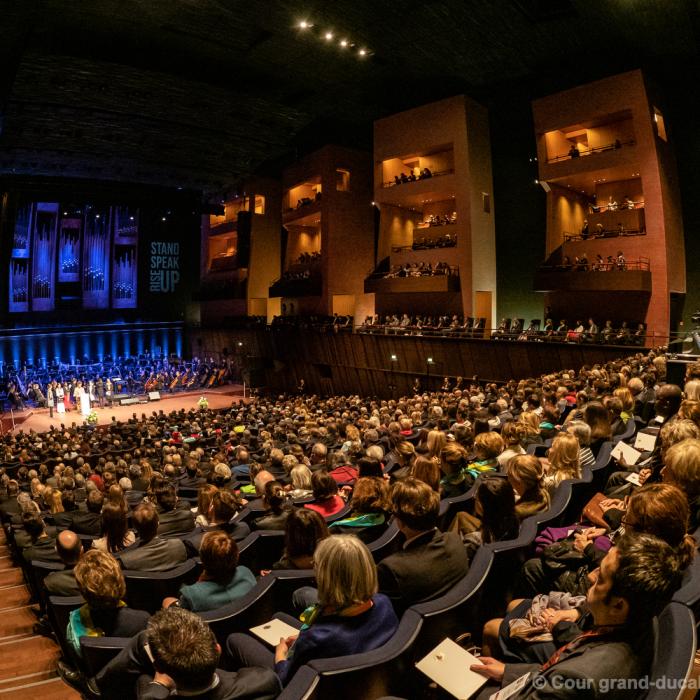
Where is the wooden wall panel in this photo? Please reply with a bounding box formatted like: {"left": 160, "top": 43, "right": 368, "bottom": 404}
{"left": 192, "top": 328, "right": 634, "bottom": 397}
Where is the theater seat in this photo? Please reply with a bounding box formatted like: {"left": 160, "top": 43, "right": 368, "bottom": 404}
{"left": 80, "top": 636, "right": 131, "bottom": 677}
{"left": 123, "top": 558, "right": 200, "bottom": 613}
{"left": 643, "top": 602, "right": 697, "bottom": 700}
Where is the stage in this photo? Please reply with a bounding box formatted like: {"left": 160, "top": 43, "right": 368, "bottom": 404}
{"left": 1, "top": 383, "right": 246, "bottom": 435}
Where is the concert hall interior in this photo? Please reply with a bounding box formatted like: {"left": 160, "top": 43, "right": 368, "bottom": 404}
{"left": 1, "top": 2, "right": 700, "bottom": 699}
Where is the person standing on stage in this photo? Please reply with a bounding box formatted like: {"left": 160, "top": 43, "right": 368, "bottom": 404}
{"left": 105, "top": 378, "right": 113, "bottom": 407}
{"left": 47, "top": 382, "right": 55, "bottom": 418}
{"left": 95, "top": 378, "right": 105, "bottom": 408}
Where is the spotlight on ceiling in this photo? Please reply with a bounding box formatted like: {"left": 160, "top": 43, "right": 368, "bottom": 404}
{"left": 298, "top": 20, "right": 312, "bottom": 29}
{"left": 325, "top": 31, "right": 334, "bottom": 40}
{"left": 358, "top": 48, "right": 367, "bottom": 56}
{"left": 339, "top": 39, "right": 348, "bottom": 47}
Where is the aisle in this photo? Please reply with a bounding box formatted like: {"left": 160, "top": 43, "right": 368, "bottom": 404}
{"left": 0, "top": 531, "right": 80, "bottom": 699}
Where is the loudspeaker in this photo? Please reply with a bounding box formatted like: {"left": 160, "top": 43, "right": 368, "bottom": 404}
{"left": 237, "top": 210, "right": 251, "bottom": 267}
{"left": 148, "top": 391, "right": 161, "bottom": 401}
{"left": 667, "top": 356, "right": 699, "bottom": 387}
{"left": 120, "top": 396, "right": 140, "bottom": 406}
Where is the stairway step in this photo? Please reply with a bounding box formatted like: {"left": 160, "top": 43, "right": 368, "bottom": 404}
{"left": 0, "top": 676, "right": 81, "bottom": 698}
{"left": 0, "top": 669, "right": 56, "bottom": 689}
{"left": 0, "top": 557, "right": 13, "bottom": 571}
{"left": 0, "top": 569, "right": 23, "bottom": 587}
{"left": 0, "top": 635, "right": 61, "bottom": 682}
{"left": 0, "top": 607, "right": 37, "bottom": 638}
{"left": 0, "top": 586, "right": 31, "bottom": 608}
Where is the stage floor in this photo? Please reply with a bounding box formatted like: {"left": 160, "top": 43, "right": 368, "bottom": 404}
{"left": 2, "top": 384, "right": 247, "bottom": 435}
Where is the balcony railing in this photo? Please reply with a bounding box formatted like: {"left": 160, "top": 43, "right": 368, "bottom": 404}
{"left": 563, "top": 227, "right": 645, "bottom": 243}
{"left": 381, "top": 168, "right": 454, "bottom": 188}
{"left": 547, "top": 139, "right": 636, "bottom": 163}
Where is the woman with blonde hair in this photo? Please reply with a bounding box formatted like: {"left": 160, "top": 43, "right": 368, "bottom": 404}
{"left": 685, "top": 379, "right": 700, "bottom": 402}
{"left": 439, "top": 442, "right": 470, "bottom": 498}
{"left": 192, "top": 483, "right": 218, "bottom": 527}
{"left": 411, "top": 455, "right": 441, "bottom": 492}
{"left": 518, "top": 411, "right": 543, "bottom": 447}
{"left": 497, "top": 422, "right": 526, "bottom": 472}
{"left": 542, "top": 433, "right": 581, "bottom": 493}
{"left": 226, "top": 534, "right": 399, "bottom": 686}
{"left": 49, "top": 488, "right": 64, "bottom": 514}
{"left": 507, "top": 454, "right": 550, "bottom": 519}
{"left": 426, "top": 429, "right": 446, "bottom": 461}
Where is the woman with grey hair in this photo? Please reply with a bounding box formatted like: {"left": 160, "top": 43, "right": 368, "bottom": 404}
{"left": 565, "top": 420, "right": 595, "bottom": 469}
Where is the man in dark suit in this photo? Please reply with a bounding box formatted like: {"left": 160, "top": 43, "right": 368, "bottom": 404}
{"left": 119, "top": 503, "right": 188, "bottom": 572}
{"left": 183, "top": 490, "right": 249, "bottom": 555}
{"left": 55, "top": 488, "right": 103, "bottom": 535}
{"left": 0, "top": 480, "right": 21, "bottom": 520}
{"left": 129, "top": 464, "right": 150, "bottom": 492}
{"left": 21, "top": 512, "right": 62, "bottom": 564}
{"left": 377, "top": 478, "right": 468, "bottom": 614}
{"left": 44, "top": 529, "right": 82, "bottom": 596}
{"left": 95, "top": 608, "right": 280, "bottom": 700}
{"left": 154, "top": 483, "right": 195, "bottom": 536}
{"left": 472, "top": 534, "right": 684, "bottom": 699}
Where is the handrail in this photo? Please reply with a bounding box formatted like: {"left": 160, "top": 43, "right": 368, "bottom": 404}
{"left": 563, "top": 228, "right": 645, "bottom": 242}
{"left": 539, "top": 257, "right": 650, "bottom": 272}
{"left": 366, "top": 265, "right": 459, "bottom": 280}
{"left": 547, "top": 139, "right": 636, "bottom": 163}
{"left": 381, "top": 168, "right": 455, "bottom": 188}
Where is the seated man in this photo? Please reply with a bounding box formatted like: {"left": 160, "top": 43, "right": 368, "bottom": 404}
{"left": 44, "top": 530, "right": 83, "bottom": 597}
{"left": 183, "top": 490, "right": 250, "bottom": 555}
{"left": 377, "top": 478, "right": 469, "bottom": 613}
{"left": 95, "top": 607, "right": 280, "bottom": 700}
{"left": 472, "top": 534, "right": 684, "bottom": 699}
{"left": 118, "top": 503, "right": 188, "bottom": 572}
{"left": 154, "top": 483, "right": 195, "bottom": 536}
{"left": 21, "top": 512, "right": 61, "bottom": 564}
{"left": 55, "top": 489, "right": 104, "bottom": 535}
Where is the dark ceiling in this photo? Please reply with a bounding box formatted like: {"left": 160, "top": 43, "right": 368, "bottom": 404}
{"left": 0, "top": 0, "right": 698, "bottom": 195}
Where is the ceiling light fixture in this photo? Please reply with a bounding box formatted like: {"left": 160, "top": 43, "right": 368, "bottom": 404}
{"left": 358, "top": 48, "right": 367, "bottom": 56}
{"left": 325, "top": 31, "right": 333, "bottom": 40}
{"left": 339, "top": 39, "right": 348, "bottom": 47}
{"left": 299, "top": 20, "right": 311, "bottom": 29}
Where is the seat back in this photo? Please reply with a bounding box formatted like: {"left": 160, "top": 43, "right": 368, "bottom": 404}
{"left": 612, "top": 417, "right": 637, "bottom": 444}
{"left": 368, "top": 523, "right": 404, "bottom": 563}
{"left": 29, "top": 560, "right": 65, "bottom": 612}
{"left": 590, "top": 441, "right": 615, "bottom": 492}
{"left": 411, "top": 545, "right": 493, "bottom": 656}
{"left": 123, "top": 558, "right": 200, "bottom": 613}
{"left": 237, "top": 530, "right": 286, "bottom": 575}
{"left": 80, "top": 636, "right": 131, "bottom": 677}
{"left": 304, "top": 610, "right": 423, "bottom": 700}
{"left": 643, "top": 602, "right": 697, "bottom": 700}
{"left": 437, "top": 482, "right": 478, "bottom": 532}
{"left": 47, "top": 594, "right": 85, "bottom": 665}
{"left": 198, "top": 576, "right": 280, "bottom": 647}
{"left": 324, "top": 504, "right": 353, "bottom": 524}
{"left": 672, "top": 551, "right": 700, "bottom": 617}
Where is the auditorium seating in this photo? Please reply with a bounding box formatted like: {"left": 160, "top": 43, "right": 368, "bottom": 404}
{"left": 122, "top": 559, "right": 200, "bottom": 613}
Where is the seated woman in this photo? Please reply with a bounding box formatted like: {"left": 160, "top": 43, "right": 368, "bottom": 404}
{"left": 462, "top": 476, "right": 520, "bottom": 562}
{"left": 226, "top": 535, "right": 399, "bottom": 686}
{"left": 542, "top": 433, "right": 582, "bottom": 494}
{"left": 66, "top": 549, "right": 149, "bottom": 655}
{"left": 518, "top": 411, "right": 544, "bottom": 448}
{"left": 303, "top": 470, "right": 346, "bottom": 518}
{"left": 92, "top": 501, "right": 136, "bottom": 553}
{"left": 191, "top": 483, "right": 217, "bottom": 527}
{"left": 252, "top": 480, "right": 291, "bottom": 530}
{"left": 287, "top": 464, "right": 313, "bottom": 500}
{"left": 507, "top": 455, "right": 550, "bottom": 520}
{"left": 439, "top": 442, "right": 471, "bottom": 498}
{"left": 496, "top": 422, "right": 526, "bottom": 472}
{"left": 583, "top": 401, "right": 613, "bottom": 456}
{"left": 482, "top": 483, "right": 696, "bottom": 663}
{"left": 164, "top": 531, "right": 256, "bottom": 613}
{"left": 411, "top": 455, "right": 442, "bottom": 492}
{"left": 329, "top": 477, "right": 391, "bottom": 542}
{"left": 272, "top": 508, "right": 329, "bottom": 570}
{"left": 465, "top": 432, "right": 503, "bottom": 481}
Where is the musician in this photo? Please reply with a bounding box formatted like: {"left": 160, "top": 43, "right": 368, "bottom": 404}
{"left": 7, "top": 382, "right": 25, "bottom": 411}
{"left": 105, "top": 378, "right": 113, "bottom": 407}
